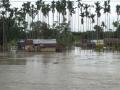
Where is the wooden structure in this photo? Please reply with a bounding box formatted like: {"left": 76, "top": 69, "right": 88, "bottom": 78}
{"left": 24, "top": 39, "right": 57, "bottom": 52}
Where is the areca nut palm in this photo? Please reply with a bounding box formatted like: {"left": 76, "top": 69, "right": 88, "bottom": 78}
{"left": 51, "top": 0, "right": 56, "bottom": 26}
{"left": 36, "top": 0, "right": 42, "bottom": 21}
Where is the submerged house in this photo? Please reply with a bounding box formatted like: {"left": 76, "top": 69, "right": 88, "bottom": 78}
{"left": 17, "top": 40, "right": 25, "bottom": 50}
{"left": 24, "top": 39, "right": 57, "bottom": 52}
{"left": 80, "top": 39, "right": 96, "bottom": 48}
{"left": 104, "top": 38, "right": 120, "bottom": 47}
{"left": 80, "top": 39, "right": 104, "bottom": 49}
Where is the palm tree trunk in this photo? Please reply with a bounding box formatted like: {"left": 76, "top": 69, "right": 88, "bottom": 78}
{"left": 3, "top": 17, "right": 5, "bottom": 52}
{"left": 97, "top": 16, "right": 99, "bottom": 41}
{"left": 53, "top": 12, "right": 54, "bottom": 28}
{"left": 78, "top": 8, "right": 79, "bottom": 32}
{"left": 59, "top": 13, "right": 60, "bottom": 25}
{"left": 57, "top": 12, "right": 59, "bottom": 26}
{"left": 37, "top": 10, "right": 39, "bottom": 21}
{"left": 48, "top": 13, "right": 49, "bottom": 27}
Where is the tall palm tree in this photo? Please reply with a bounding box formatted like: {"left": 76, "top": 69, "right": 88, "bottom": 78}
{"left": 79, "top": 2, "right": 84, "bottom": 32}
{"left": 104, "top": 0, "right": 111, "bottom": 38}
{"left": 1, "top": 11, "right": 6, "bottom": 51}
{"left": 14, "top": 8, "right": 18, "bottom": 18}
{"left": 84, "top": 4, "right": 90, "bottom": 32}
{"left": 90, "top": 14, "right": 95, "bottom": 24}
{"left": 22, "top": 2, "right": 31, "bottom": 16}
{"left": 56, "top": 0, "right": 61, "bottom": 25}
{"left": 46, "top": 4, "right": 50, "bottom": 26}
{"left": 41, "top": 2, "right": 50, "bottom": 25}
{"left": 1, "top": 0, "right": 10, "bottom": 18}
{"left": 116, "top": 5, "right": 120, "bottom": 22}
{"left": 51, "top": 0, "right": 56, "bottom": 28}
{"left": 29, "top": 4, "right": 38, "bottom": 38}
{"left": 80, "top": 12, "right": 85, "bottom": 32}
{"left": 36, "top": 0, "right": 42, "bottom": 21}
{"left": 95, "top": 1, "right": 102, "bottom": 40}
{"left": 61, "top": 0, "right": 67, "bottom": 23}
{"left": 89, "top": 14, "right": 95, "bottom": 40}
{"left": 67, "top": 0, "right": 74, "bottom": 31}
{"left": 95, "top": 1, "right": 102, "bottom": 26}
{"left": 104, "top": 1, "right": 108, "bottom": 33}
{"left": 22, "top": 2, "right": 31, "bottom": 38}
{"left": 115, "top": 5, "right": 120, "bottom": 48}
{"left": 41, "top": 2, "right": 47, "bottom": 22}
{"left": 77, "top": 0, "right": 82, "bottom": 32}
{"left": 1, "top": 0, "right": 10, "bottom": 51}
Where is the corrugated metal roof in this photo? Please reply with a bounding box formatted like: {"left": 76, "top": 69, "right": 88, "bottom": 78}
{"left": 91, "top": 40, "right": 104, "bottom": 44}
{"left": 33, "top": 39, "right": 56, "bottom": 44}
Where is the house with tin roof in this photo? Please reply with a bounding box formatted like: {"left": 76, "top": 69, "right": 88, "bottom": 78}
{"left": 24, "top": 39, "right": 57, "bottom": 52}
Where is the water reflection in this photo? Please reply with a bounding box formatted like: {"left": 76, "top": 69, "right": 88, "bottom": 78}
{"left": 0, "top": 47, "right": 120, "bottom": 66}
{"left": 0, "top": 47, "right": 120, "bottom": 90}
{"left": 0, "top": 59, "right": 26, "bottom": 65}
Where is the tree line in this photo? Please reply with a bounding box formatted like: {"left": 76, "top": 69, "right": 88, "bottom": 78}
{"left": 0, "top": 0, "right": 120, "bottom": 49}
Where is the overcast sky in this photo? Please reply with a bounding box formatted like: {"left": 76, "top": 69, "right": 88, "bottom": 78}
{"left": 9, "top": 0, "right": 120, "bottom": 32}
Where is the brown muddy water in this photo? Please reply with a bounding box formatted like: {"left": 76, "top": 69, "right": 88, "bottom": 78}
{"left": 0, "top": 47, "right": 120, "bottom": 90}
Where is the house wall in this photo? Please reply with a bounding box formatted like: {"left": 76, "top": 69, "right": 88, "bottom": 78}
{"left": 25, "top": 45, "right": 34, "bottom": 52}
{"left": 40, "top": 47, "right": 56, "bottom": 52}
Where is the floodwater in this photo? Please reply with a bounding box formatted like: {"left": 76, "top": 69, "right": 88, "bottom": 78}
{"left": 0, "top": 47, "right": 120, "bottom": 90}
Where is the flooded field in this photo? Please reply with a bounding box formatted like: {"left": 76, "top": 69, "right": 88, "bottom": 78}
{"left": 0, "top": 47, "right": 120, "bottom": 90}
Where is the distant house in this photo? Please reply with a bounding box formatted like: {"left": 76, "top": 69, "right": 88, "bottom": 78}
{"left": 104, "top": 38, "right": 120, "bottom": 47}
{"left": 17, "top": 40, "right": 25, "bottom": 50}
{"left": 91, "top": 40, "right": 104, "bottom": 45}
{"left": 24, "top": 39, "right": 57, "bottom": 52}
{"left": 80, "top": 39, "right": 96, "bottom": 48}
{"left": 80, "top": 39, "right": 105, "bottom": 49}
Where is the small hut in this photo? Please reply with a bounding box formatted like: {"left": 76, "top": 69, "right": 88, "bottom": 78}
{"left": 25, "top": 39, "right": 57, "bottom": 52}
